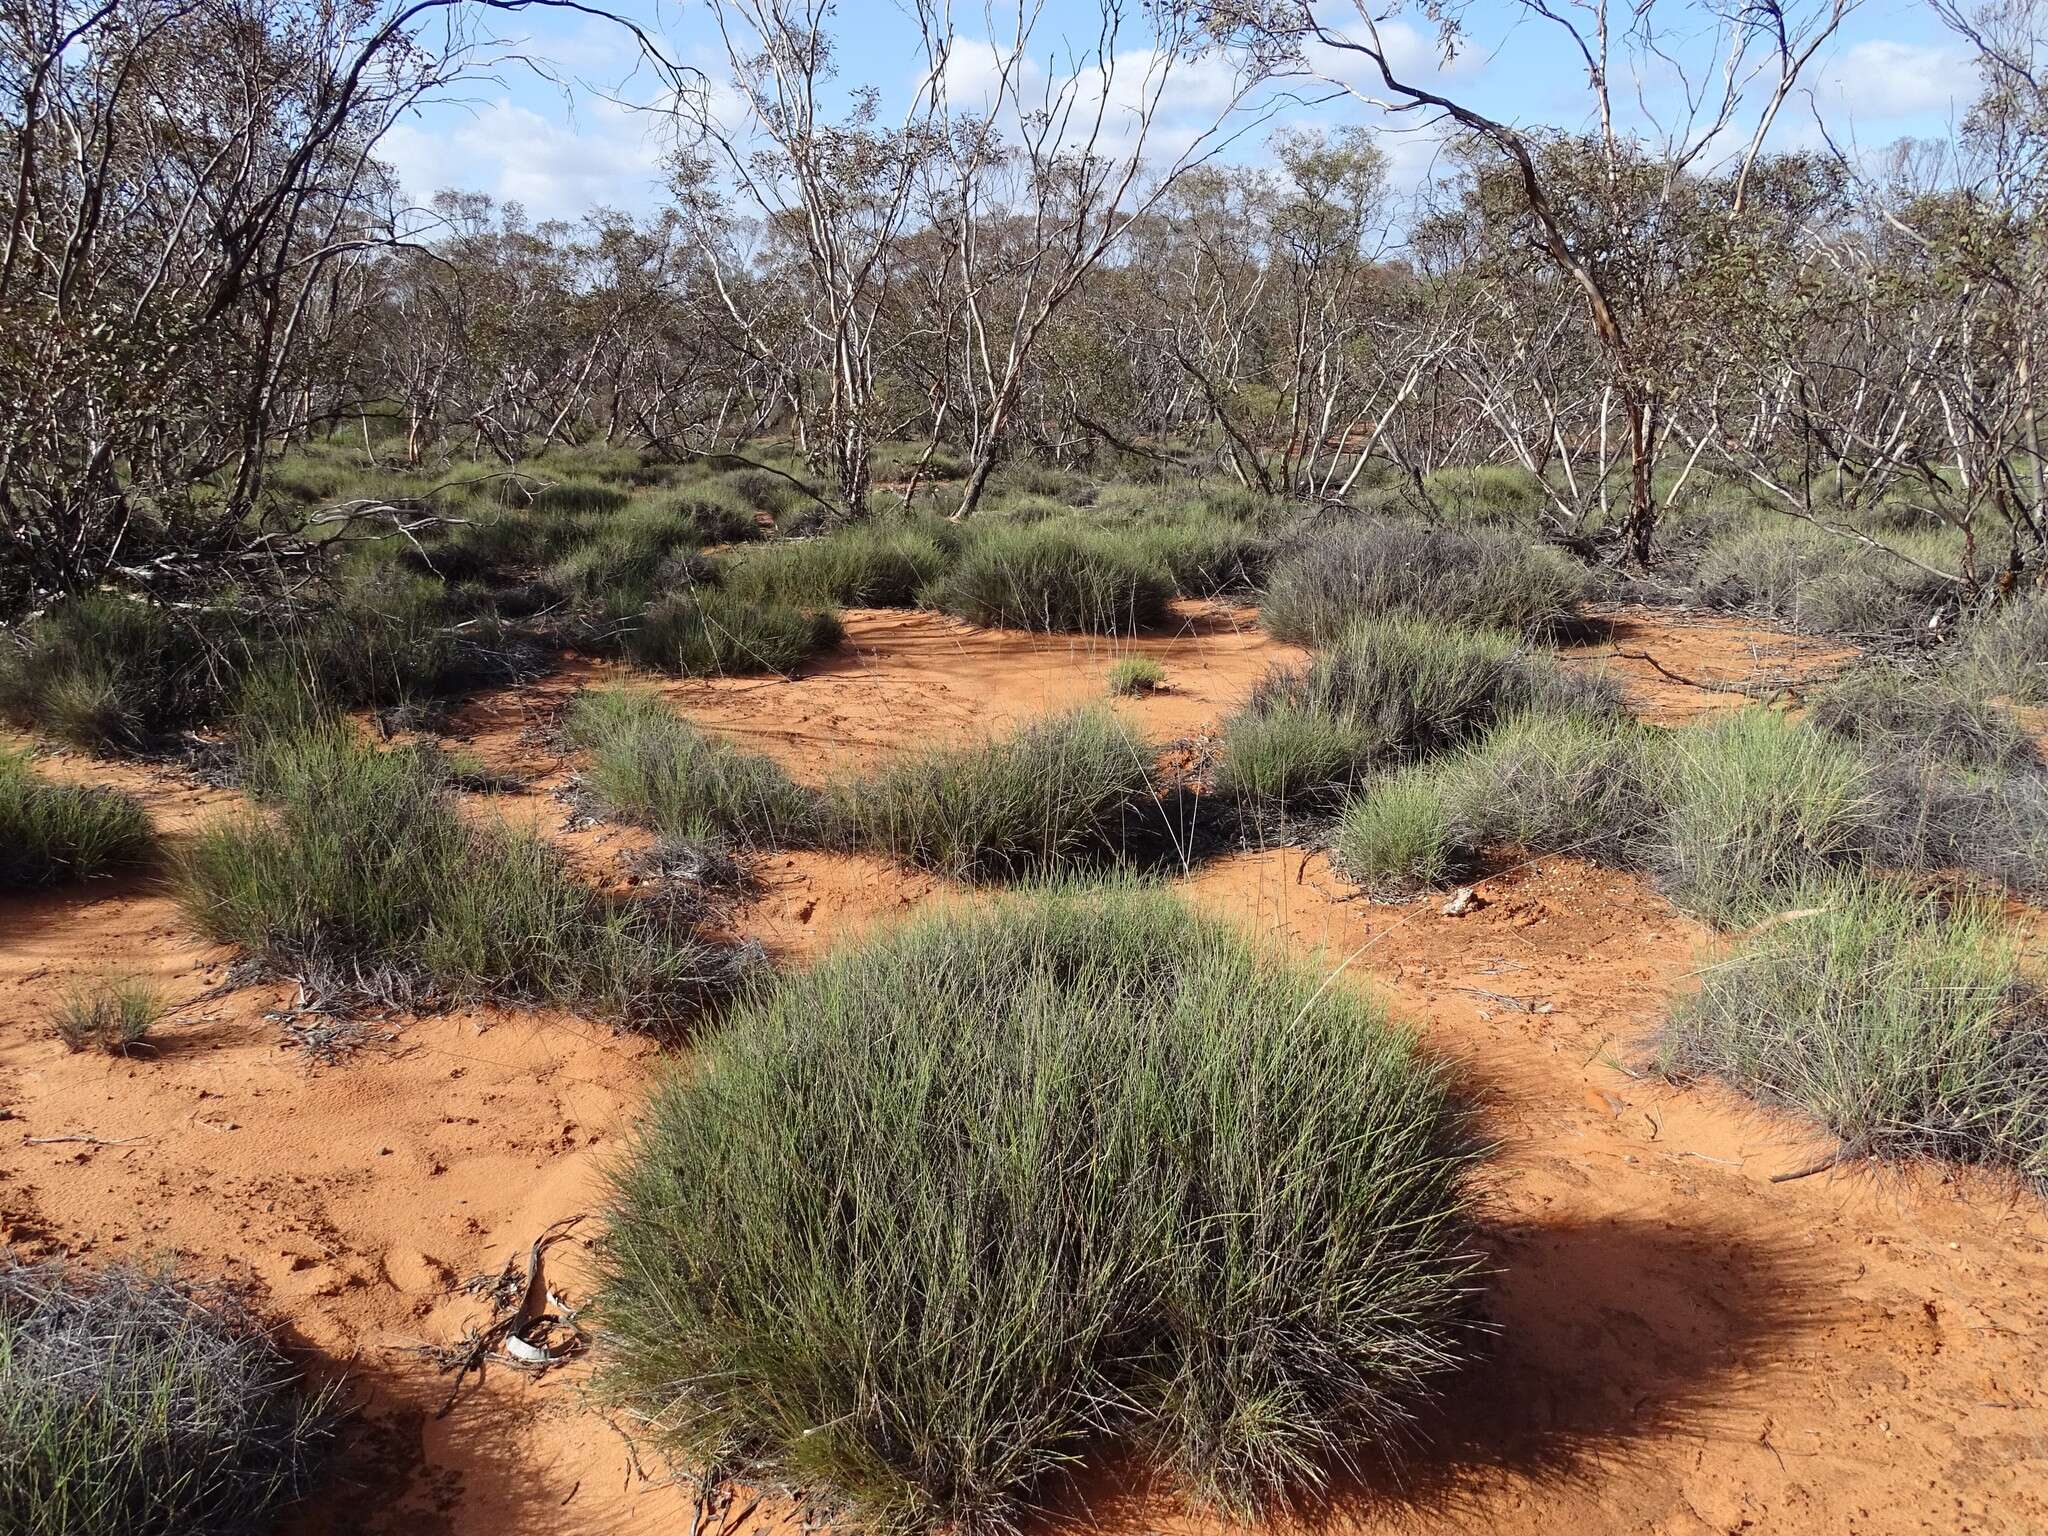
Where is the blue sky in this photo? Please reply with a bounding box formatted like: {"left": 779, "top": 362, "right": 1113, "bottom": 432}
{"left": 377, "top": 0, "right": 1982, "bottom": 224}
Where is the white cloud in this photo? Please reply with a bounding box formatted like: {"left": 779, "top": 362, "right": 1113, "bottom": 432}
{"left": 378, "top": 95, "right": 669, "bottom": 221}
{"left": 1819, "top": 39, "right": 1977, "bottom": 121}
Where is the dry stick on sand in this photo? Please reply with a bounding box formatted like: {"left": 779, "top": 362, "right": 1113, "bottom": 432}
{"left": 1561, "top": 647, "right": 1836, "bottom": 700}
{"left": 418, "top": 1215, "right": 588, "bottom": 1417}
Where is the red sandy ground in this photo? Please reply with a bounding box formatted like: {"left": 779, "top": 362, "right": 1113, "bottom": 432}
{"left": 0, "top": 599, "right": 2040, "bottom": 1536}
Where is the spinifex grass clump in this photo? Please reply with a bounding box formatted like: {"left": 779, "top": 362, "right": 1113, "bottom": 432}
{"left": 564, "top": 688, "right": 817, "bottom": 847}
{"left": 828, "top": 708, "right": 1152, "bottom": 880}
{"left": 1964, "top": 592, "right": 2048, "bottom": 702}
{"left": 626, "top": 587, "right": 841, "bottom": 678}
{"left": 929, "top": 524, "right": 1173, "bottom": 634}
{"left": 0, "top": 750, "right": 153, "bottom": 886}
{"left": 1332, "top": 710, "right": 1663, "bottom": 893}
{"left": 727, "top": 525, "right": 948, "bottom": 608}
{"left": 598, "top": 888, "right": 1481, "bottom": 1534}
{"left": 177, "top": 729, "right": 741, "bottom": 1028}
{"left": 1106, "top": 655, "right": 1165, "bottom": 696}
{"left": 1657, "top": 709, "right": 1882, "bottom": 926}
{"left": 0, "top": 1257, "right": 336, "bottom": 1536}
{"left": 1665, "top": 880, "right": 2048, "bottom": 1185}
{"left": 54, "top": 978, "right": 166, "bottom": 1055}
{"left": 1218, "top": 616, "right": 1619, "bottom": 813}
{"left": 1259, "top": 519, "right": 1590, "bottom": 645}
{"left": 0, "top": 594, "right": 240, "bottom": 753}
{"left": 1807, "top": 660, "right": 2035, "bottom": 770}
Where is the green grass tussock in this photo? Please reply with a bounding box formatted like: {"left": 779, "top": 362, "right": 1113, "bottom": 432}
{"left": 53, "top": 978, "right": 166, "bottom": 1056}
{"left": 1664, "top": 880, "right": 2048, "bottom": 1185}
{"left": 1260, "top": 520, "right": 1590, "bottom": 645}
{"left": 1219, "top": 617, "right": 1619, "bottom": 813}
{"left": 0, "top": 750, "right": 153, "bottom": 886}
{"left": 563, "top": 689, "right": 817, "bottom": 848}
{"left": 625, "top": 587, "right": 841, "bottom": 678}
{"left": 1656, "top": 710, "right": 1882, "bottom": 926}
{"left": 1334, "top": 710, "right": 1663, "bottom": 893}
{"left": 177, "top": 729, "right": 741, "bottom": 1028}
{"left": 597, "top": 887, "right": 1481, "bottom": 1534}
{"left": 1105, "top": 656, "right": 1164, "bottom": 696}
{"left": 1331, "top": 766, "right": 1474, "bottom": 894}
{"left": 0, "top": 1257, "right": 335, "bottom": 1536}
{"left": 728, "top": 526, "right": 948, "bottom": 608}
{"left": 828, "top": 708, "right": 1153, "bottom": 880}
{"left": 929, "top": 525, "right": 1172, "bottom": 634}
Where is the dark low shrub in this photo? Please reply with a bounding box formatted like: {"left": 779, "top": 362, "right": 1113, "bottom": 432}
{"left": 0, "top": 1257, "right": 336, "bottom": 1536}
{"left": 929, "top": 525, "right": 1172, "bottom": 634}
{"left": 827, "top": 708, "right": 1153, "bottom": 879}
{"left": 598, "top": 887, "right": 1480, "bottom": 1533}
{"left": 1260, "top": 519, "right": 1590, "bottom": 645}
{"left": 178, "top": 729, "right": 742, "bottom": 1027}
{"left": 0, "top": 750, "right": 153, "bottom": 886}
{"left": 625, "top": 588, "right": 841, "bottom": 678}
{"left": 1664, "top": 880, "right": 2048, "bottom": 1186}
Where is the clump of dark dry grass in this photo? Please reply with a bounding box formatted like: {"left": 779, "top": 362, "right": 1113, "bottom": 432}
{"left": 0, "top": 1257, "right": 337, "bottom": 1536}
{"left": 1260, "top": 520, "right": 1591, "bottom": 646}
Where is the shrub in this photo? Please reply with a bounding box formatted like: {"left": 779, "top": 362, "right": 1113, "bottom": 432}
{"left": 1332, "top": 767, "right": 1474, "bottom": 894}
{"left": 53, "top": 979, "right": 166, "bottom": 1055}
{"left": 598, "top": 887, "right": 1480, "bottom": 1533}
{"left": 728, "top": 526, "right": 948, "bottom": 608}
{"left": 1664, "top": 880, "right": 2048, "bottom": 1185}
{"left": 929, "top": 525, "right": 1172, "bottom": 634}
{"left": 0, "top": 751, "right": 153, "bottom": 886}
{"left": 828, "top": 708, "right": 1152, "bottom": 879}
{"left": 1964, "top": 593, "right": 2048, "bottom": 702}
{"left": 563, "top": 689, "right": 817, "bottom": 847}
{"left": 1218, "top": 618, "right": 1619, "bottom": 813}
{"left": 625, "top": 588, "right": 841, "bottom": 678}
{"left": 1656, "top": 710, "right": 1882, "bottom": 926}
{"left": 178, "top": 730, "right": 740, "bottom": 1028}
{"left": 1106, "top": 656, "right": 1165, "bottom": 696}
{"left": 1807, "top": 661, "right": 2035, "bottom": 770}
{"left": 0, "top": 1257, "right": 334, "bottom": 1536}
{"left": 1260, "top": 520, "right": 1590, "bottom": 645}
